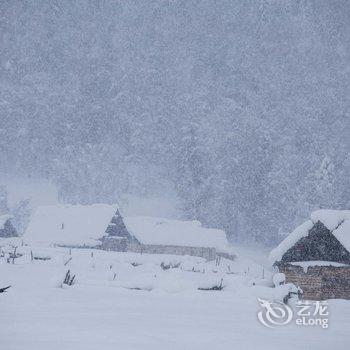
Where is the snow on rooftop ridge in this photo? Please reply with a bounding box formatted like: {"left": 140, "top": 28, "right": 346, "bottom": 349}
{"left": 311, "top": 209, "right": 350, "bottom": 231}
{"left": 124, "top": 216, "right": 229, "bottom": 249}
{"left": 269, "top": 209, "right": 350, "bottom": 264}
{"left": 269, "top": 220, "right": 313, "bottom": 264}
{"left": 333, "top": 219, "right": 350, "bottom": 254}
{"left": 0, "top": 214, "right": 12, "bottom": 229}
{"left": 24, "top": 203, "right": 118, "bottom": 247}
{"left": 311, "top": 209, "right": 350, "bottom": 253}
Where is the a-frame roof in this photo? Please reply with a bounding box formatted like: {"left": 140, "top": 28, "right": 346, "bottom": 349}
{"left": 270, "top": 210, "right": 350, "bottom": 263}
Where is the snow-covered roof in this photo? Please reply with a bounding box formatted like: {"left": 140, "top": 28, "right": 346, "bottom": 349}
{"left": 0, "top": 214, "right": 12, "bottom": 229}
{"left": 24, "top": 204, "right": 118, "bottom": 246}
{"left": 270, "top": 209, "right": 350, "bottom": 263}
{"left": 23, "top": 205, "right": 229, "bottom": 250}
{"left": 124, "top": 216, "right": 228, "bottom": 249}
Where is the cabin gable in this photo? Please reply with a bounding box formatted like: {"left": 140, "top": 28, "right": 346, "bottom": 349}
{"left": 281, "top": 221, "right": 350, "bottom": 264}
{"left": 104, "top": 209, "right": 137, "bottom": 242}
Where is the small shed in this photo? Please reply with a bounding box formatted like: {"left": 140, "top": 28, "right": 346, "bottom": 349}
{"left": 270, "top": 210, "right": 350, "bottom": 300}
{"left": 0, "top": 215, "right": 17, "bottom": 238}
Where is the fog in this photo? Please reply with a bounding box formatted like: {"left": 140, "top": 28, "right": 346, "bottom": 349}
{"left": 1, "top": 0, "right": 349, "bottom": 245}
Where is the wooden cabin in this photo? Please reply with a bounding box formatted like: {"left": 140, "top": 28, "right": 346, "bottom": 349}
{"left": 24, "top": 204, "right": 234, "bottom": 261}
{"left": 101, "top": 213, "right": 234, "bottom": 261}
{"left": 270, "top": 210, "right": 350, "bottom": 300}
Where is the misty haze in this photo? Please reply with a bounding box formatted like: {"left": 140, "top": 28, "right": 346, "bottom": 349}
{"left": 0, "top": 1, "right": 349, "bottom": 349}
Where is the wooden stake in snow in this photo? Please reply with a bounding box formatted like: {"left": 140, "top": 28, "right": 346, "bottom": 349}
{"left": 64, "top": 257, "right": 72, "bottom": 266}
{"left": 0, "top": 285, "right": 11, "bottom": 293}
{"left": 63, "top": 270, "right": 75, "bottom": 286}
{"left": 31, "top": 250, "right": 34, "bottom": 262}
{"left": 12, "top": 247, "right": 17, "bottom": 264}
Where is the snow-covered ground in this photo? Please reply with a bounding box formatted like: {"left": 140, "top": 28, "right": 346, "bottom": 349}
{"left": 1, "top": 244, "right": 349, "bottom": 350}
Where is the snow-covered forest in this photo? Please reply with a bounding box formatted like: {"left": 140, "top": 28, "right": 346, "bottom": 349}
{"left": 1, "top": 0, "right": 349, "bottom": 245}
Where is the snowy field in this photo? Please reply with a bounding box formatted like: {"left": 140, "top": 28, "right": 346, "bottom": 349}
{"left": 1, "top": 244, "right": 349, "bottom": 350}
